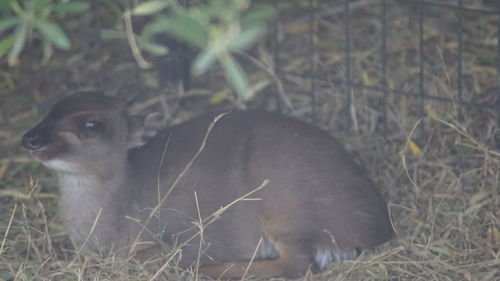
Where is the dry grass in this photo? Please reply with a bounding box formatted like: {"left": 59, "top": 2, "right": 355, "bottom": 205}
{"left": 1, "top": 1, "right": 499, "bottom": 280}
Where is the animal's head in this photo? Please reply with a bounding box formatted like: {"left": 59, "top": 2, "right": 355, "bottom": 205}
{"left": 21, "top": 91, "right": 162, "bottom": 174}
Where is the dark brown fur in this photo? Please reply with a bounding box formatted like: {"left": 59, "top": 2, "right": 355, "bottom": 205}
{"left": 22, "top": 91, "right": 393, "bottom": 278}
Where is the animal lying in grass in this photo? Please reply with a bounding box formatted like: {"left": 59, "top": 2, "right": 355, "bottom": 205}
{"left": 22, "top": 91, "right": 393, "bottom": 278}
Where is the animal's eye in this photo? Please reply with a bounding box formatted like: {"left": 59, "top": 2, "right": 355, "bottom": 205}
{"left": 79, "top": 120, "right": 104, "bottom": 138}
{"left": 82, "top": 120, "right": 102, "bottom": 130}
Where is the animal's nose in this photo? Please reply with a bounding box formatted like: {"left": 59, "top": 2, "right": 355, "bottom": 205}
{"left": 22, "top": 133, "right": 46, "bottom": 150}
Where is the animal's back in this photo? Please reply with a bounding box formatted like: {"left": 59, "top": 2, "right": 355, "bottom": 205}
{"left": 129, "top": 110, "right": 392, "bottom": 272}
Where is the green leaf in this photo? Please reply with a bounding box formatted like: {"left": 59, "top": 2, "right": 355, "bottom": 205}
{"left": 210, "top": 0, "right": 225, "bottom": 10}
{"left": 0, "top": 17, "right": 18, "bottom": 34}
{"left": 202, "top": 0, "right": 230, "bottom": 17}
{"left": 220, "top": 53, "right": 250, "bottom": 99}
{"left": 192, "top": 48, "right": 217, "bottom": 75}
{"left": 38, "top": 3, "right": 52, "bottom": 19}
{"left": 101, "top": 0, "right": 123, "bottom": 17}
{"left": 54, "top": 1, "right": 90, "bottom": 15}
{"left": 158, "top": 14, "right": 208, "bottom": 47}
{"left": 9, "top": 0, "right": 23, "bottom": 16}
{"left": 139, "top": 40, "right": 168, "bottom": 56}
{"left": 141, "top": 15, "right": 170, "bottom": 41}
{"left": 33, "top": 0, "right": 51, "bottom": 13}
{"left": 100, "top": 29, "right": 126, "bottom": 40}
{"left": 0, "top": 36, "right": 13, "bottom": 57}
{"left": 34, "top": 18, "right": 70, "bottom": 50}
{"left": 132, "top": 0, "right": 170, "bottom": 16}
{"left": 8, "top": 21, "right": 29, "bottom": 65}
{"left": 242, "top": 4, "right": 275, "bottom": 25}
{"left": 228, "top": 24, "right": 264, "bottom": 51}
{"left": 0, "top": 0, "right": 11, "bottom": 10}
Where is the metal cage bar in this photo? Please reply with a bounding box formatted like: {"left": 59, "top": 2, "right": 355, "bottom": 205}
{"left": 309, "top": 0, "right": 318, "bottom": 120}
{"left": 418, "top": 0, "right": 426, "bottom": 120}
{"left": 457, "top": 0, "right": 464, "bottom": 120}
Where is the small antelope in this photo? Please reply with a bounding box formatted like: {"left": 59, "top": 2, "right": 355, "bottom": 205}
{"left": 22, "top": 91, "right": 393, "bottom": 278}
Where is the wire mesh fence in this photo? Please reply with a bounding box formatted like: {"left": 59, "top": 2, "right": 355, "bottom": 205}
{"left": 269, "top": 0, "right": 500, "bottom": 127}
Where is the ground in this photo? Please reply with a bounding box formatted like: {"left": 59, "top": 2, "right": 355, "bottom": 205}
{"left": 0, "top": 1, "right": 499, "bottom": 281}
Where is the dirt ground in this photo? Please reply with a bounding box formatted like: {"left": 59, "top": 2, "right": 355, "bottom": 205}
{"left": 1, "top": 1, "right": 499, "bottom": 280}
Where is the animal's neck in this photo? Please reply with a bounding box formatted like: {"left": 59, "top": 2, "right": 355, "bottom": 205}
{"left": 58, "top": 170, "right": 126, "bottom": 207}
{"left": 57, "top": 156, "right": 131, "bottom": 205}
{"left": 55, "top": 156, "right": 134, "bottom": 251}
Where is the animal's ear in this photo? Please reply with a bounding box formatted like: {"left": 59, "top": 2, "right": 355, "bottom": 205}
{"left": 127, "top": 112, "right": 164, "bottom": 148}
